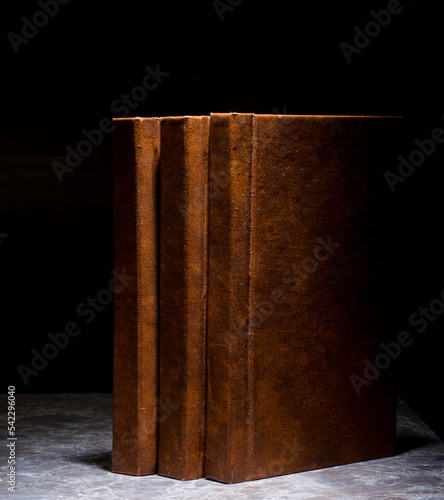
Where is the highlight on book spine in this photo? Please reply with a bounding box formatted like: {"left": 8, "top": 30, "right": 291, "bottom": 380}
{"left": 112, "top": 117, "right": 160, "bottom": 476}
{"left": 205, "top": 113, "right": 399, "bottom": 483}
{"left": 205, "top": 113, "right": 254, "bottom": 483}
{"left": 157, "top": 116, "right": 209, "bottom": 480}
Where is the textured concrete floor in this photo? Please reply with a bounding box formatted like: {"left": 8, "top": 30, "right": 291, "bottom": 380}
{"left": 0, "top": 394, "right": 443, "bottom": 499}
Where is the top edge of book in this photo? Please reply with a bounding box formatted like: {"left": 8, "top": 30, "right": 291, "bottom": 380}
{"left": 112, "top": 116, "right": 206, "bottom": 121}
{"left": 112, "top": 114, "right": 402, "bottom": 121}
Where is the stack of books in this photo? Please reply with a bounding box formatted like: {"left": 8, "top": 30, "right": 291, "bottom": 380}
{"left": 112, "top": 113, "right": 400, "bottom": 483}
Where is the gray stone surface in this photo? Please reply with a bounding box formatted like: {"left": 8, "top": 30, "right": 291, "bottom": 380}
{"left": 0, "top": 394, "right": 443, "bottom": 499}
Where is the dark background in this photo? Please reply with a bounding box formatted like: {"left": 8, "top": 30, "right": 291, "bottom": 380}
{"left": 1, "top": 0, "right": 444, "bottom": 440}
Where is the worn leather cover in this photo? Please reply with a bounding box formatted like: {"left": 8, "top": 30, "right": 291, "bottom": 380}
{"left": 112, "top": 117, "right": 160, "bottom": 475}
{"left": 206, "top": 113, "right": 399, "bottom": 483}
{"left": 158, "top": 116, "right": 209, "bottom": 479}
{"left": 206, "top": 113, "right": 254, "bottom": 483}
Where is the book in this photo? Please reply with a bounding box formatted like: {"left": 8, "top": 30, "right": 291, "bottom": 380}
{"left": 205, "top": 113, "right": 399, "bottom": 483}
{"left": 112, "top": 117, "right": 160, "bottom": 475}
{"left": 157, "top": 116, "right": 209, "bottom": 479}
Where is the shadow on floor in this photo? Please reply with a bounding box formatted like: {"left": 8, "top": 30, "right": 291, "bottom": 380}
{"left": 396, "top": 434, "right": 435, "bottom": 455}
{"left": 75, "top": 435, "right": 436, "bottom": 470}
{"left": 76, "top": 451, "right": 112, "bottom": 471}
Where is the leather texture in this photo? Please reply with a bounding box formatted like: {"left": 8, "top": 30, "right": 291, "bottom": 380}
{"left": 206, "top": 113, "right": 399, "bottom": 483}
{"left": 112, "top": 117, "right": 160, "bottom": 475}
{"left": 206, "top": 113, "right": 254, "bottom": 483}
{"left": 112, "top": 113, "right": 400, "bottom": 483}
{"left": 158, "top": 116, "right": 209, "bottom": 479}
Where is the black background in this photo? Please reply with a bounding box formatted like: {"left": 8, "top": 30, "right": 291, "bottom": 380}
{"left": 1, "top": 0, "right": 444, "bottom": 440}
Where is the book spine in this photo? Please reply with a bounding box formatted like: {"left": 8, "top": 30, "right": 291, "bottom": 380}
{"left": 112, "top": 117, "right": 160, "bottom": 475}
{"left": 205, "top": 113, "right": 254, "bottom": 483}
{"left": 157, "top": 116, "right": 209, "bottom": 479}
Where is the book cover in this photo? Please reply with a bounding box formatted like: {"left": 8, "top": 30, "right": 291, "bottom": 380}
{"left": 112, "top": 117, "right": 160, "bottom": 475}
{"left": 205, "top": 113, "right": 399, "bottom": 483}
{"left": 157, "top": 116, "right": 209, "bottom": 479}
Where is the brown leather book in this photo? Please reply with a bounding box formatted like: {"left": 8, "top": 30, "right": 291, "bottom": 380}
{"left": 157, "top": 116, "right": 209, "bottom": 479}
{"left": 112, "top": 117, "right": 160, "bottom": 475}
{"left": 206, "top": 113, "right": 399, "bottom": 483}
